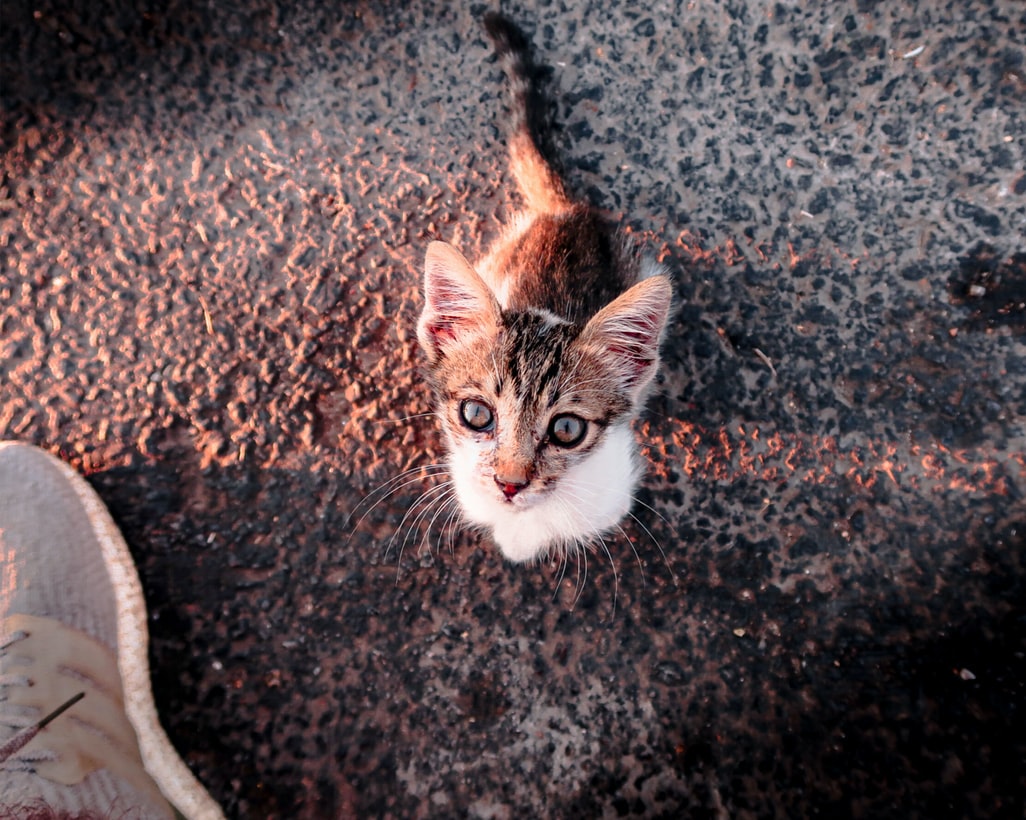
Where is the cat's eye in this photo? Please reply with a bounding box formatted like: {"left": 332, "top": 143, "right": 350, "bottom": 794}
{"left": 459, "top": 399, "right": 494, "bottom": 432}
{"left": 548, "top": 414, "right": 587, "bottom": 447}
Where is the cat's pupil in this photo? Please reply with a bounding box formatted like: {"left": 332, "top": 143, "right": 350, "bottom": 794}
{"left": 549, "top": 414, "right": 587, "bottom": 447}
{"left": 460, "top": 399, "right": 494, "bottom": 431}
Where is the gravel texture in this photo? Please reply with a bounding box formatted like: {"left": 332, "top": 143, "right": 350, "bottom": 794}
{"left": 2, "top": 0, "right": 1024, "bottom": 817}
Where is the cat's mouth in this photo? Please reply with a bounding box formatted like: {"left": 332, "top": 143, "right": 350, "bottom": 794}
{"left": 494, "top": 485, "right": 544, "bottom": 510}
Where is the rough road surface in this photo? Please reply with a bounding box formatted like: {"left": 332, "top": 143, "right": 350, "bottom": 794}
{"left": 2, "top": 0, "right": 1024, "bottom": 817}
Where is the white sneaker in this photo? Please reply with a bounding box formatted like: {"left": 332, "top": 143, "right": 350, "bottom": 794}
{"left": 0, "top": 442, "right": 224, "bottom": 819}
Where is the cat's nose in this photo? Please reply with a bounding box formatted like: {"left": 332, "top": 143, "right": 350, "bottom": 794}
{"left": 495, "top": 476, "right": 528, "bottom": 499}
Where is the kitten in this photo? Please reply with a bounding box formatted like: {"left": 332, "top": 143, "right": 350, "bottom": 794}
{"left": 416, "top": 12, "right": 672, "bottom": 563}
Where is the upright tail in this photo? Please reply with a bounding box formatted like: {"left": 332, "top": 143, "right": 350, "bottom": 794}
{"left": 483, "top": 12, "right": 572, "bottom": 215}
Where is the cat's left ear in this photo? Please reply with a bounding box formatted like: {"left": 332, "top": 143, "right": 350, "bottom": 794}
{"left": 418, "top": 241, "right": 501, "bottom": 364}
{"left": 576, "top": 274, "right": 673, "bottom": 404}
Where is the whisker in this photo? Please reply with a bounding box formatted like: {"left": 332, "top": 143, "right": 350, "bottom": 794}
{"left": 552, "top": 550, "right": 570, "bottom": 602}
{"left": 614, "top": 520, "right": 646, "bottom": 586}
{"left": 366, "top": 462, "right": 449, "bottom": 491}
{"left": 595, "top": 533, "right": 619, "bottom": 618}
{"left": 410, "top": 483, "right": 457, "bottom": 548}
{"left": 344, "top": 462, "right": 450, "bottom": 535}
{"left": 547, "top": 491, "right": 600, "bottom": 596}
{"left": 572, "top": 544, "right": 589, "bottom": 610}
{"left": 394, "top": 484, "right": 457, "bottom": 584}
{"left": 368, "top": 412, "right": 440, "bottom": 426}
{"left": 421, "top": 486, "right": 461, "bottom": 557}
{"left": 626, "top": 506, "right": 677, "bottom": 586}
{"left": 441, "top": 496, "right": 465, "bottom": 556}
{"left": 629, "top": 493, "right": 671, "bottom": 526}
{"left": 386, "top": 480, "right": 453, "bottom": 562}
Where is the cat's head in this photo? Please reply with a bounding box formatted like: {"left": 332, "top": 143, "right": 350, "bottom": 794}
{"left": 417, "top": 241, "right": 671, "bottom": 560}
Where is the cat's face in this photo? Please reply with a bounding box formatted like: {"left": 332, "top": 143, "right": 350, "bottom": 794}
{"left": 432, "top": 311, "right": 633, "bottom": 514}
{"left": 417, "top": 241, "right": 670, "bottom": 561}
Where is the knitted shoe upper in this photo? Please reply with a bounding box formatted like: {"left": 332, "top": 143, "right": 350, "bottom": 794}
{"left": 0, "top": 442, "right": 223, "bottom": 820}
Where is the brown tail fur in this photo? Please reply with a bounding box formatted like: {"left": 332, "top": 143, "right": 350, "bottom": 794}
{"left": 483, "top": 12, "right": 572, "bottom": 215}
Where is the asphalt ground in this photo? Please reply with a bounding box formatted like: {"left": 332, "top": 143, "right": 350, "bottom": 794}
{"left": 2, "top": 0, "right": 1024, "bottom": 817}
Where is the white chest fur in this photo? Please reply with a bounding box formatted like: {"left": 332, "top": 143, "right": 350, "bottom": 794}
{"left": 447, "top": 423, "right": 642, "bottom": 562}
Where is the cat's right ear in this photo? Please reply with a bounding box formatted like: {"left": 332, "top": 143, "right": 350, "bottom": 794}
{"left": 418, "top": 241, "right": 500, "bottom": 364}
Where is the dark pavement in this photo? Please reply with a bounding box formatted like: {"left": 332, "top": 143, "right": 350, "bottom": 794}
{"left": 2, "top": 0, "right": 1024, "bottom": 816}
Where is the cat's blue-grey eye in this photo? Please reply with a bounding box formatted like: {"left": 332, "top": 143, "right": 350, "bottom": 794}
{"left": 460, "top": 399, "right": 494, "bottom": 432}
{"left": 549, "top": 414, "right": 587, "bottom": 447}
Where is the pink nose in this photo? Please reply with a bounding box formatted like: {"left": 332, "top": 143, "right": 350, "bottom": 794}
{"left": 495, "top": 477, "right": 528, "bottom": 499}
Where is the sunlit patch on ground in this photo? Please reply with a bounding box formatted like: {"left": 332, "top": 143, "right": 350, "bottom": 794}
{"left": 643, "top": 417, "right": 1022, "bottom": 498}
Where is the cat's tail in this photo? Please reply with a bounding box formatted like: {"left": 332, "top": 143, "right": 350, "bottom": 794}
{"left": 483, "top": 12, "right": 572, "bottom": 215}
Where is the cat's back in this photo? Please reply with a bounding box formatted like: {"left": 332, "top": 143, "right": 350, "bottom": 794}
{"left": 480, "top": 204, "right": 649, "bottom": 326}
{"left": 478, "top": 13, "right": 658, "bottom": 327}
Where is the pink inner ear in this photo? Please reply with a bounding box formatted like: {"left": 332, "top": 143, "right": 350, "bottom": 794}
{"left": 428, "top": 280, "right": 466, "bottom": 314}
{"left": 422, "top": 285, "right": 497, "bottom": 358}
{"left": 602, "top": 312, "right": 662, "bottom": 382}
{"left": 607, "top": 342, "right": 654, "bottom": 380}
{"left": 427, "top": 319, "right": 459, "bottom": 343}
{"left": 425, "top": 282, "right": 474, "bottom": 342}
